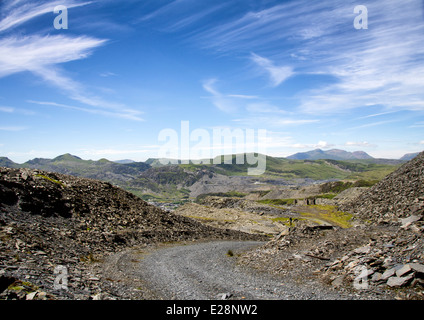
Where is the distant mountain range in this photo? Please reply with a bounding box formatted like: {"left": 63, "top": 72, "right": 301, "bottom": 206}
{"left": 116, "top": 149, "right": 421, "bottom": 163}
{"left": 287, "top": 149, "right": 374, "bottom": 161}
{"left": 0, "top": 149, "right": 419, "bottom": 201}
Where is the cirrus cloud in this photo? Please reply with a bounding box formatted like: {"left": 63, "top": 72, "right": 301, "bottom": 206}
{"left": 250, "top": 53, "right": 294, "bottom": 87}
{"left": 0, "top": 0, "right": 143, "bottom": 121}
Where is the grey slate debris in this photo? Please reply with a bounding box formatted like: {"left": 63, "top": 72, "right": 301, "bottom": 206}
{"left": 0, "top": 167, "right": 264, "bottom": 300}
{"left": 241, "top": 152, "right": 424, "bottom": 299}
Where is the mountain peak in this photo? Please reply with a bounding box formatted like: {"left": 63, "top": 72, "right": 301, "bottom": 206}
{"left": 53, "top": 153, "right": 83, "bottom": 162}
{"left": 399, "top": 152, "right": 420, "bottom": 161}
{"left": 287, "top": 149, "right": 373, "bottom": 161}
{"left": 0, "top": 157, "right": 17, "bottom": 168}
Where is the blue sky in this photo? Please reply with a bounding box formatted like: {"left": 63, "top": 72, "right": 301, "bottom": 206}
{"left": 0, "top": 0, "right": 423, "bottom": 163}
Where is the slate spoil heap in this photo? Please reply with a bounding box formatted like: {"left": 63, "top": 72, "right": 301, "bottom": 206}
{"left": 0, "top": 167, "right": 262, "bottom": 300}
{"left": 341, "top": 151, "right": 424, "bottom": 224}
{"left": 330, "top": 151, "right": 424, "bottom": 297}
{"left": 242, "top": 151, "right": 424, "bottom": 299}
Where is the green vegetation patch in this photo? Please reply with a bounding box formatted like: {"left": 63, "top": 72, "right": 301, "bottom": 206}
{"left": 270, "top": 217, "right": 306, "bottom": 227}
{"left": 35, "top": 174, "right": 66, "bottom": 187}
{"left": 250, "top": 190, "right": 271, "bottom": 197}
{"left": 298, "top": 205, "right": 353, "bottom": 228}
{"left": 308, "top": 193, "right": 337, "bottom": 200}
{"left": 185, "top": 215, "right": 217, "bottom": 221}
{"left": 319, "top": 179, "right": 379, "bottom": 194}
{"left": 257, "top": 198, "right": 296, "bottom": 206}
{"left": 8, "top": 280, "right": 39, "bottom": 294}
{"left": 196, "top": 191, "right": 247, "bottom": 202}
{"left": 226, "top": 250, "right": 234, "bottom": 257}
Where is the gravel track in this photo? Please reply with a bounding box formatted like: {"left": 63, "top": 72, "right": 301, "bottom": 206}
{"left": 131, "top": 241, "right": 353, "bottom": 300}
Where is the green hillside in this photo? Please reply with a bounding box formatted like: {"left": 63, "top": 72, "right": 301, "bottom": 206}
{"left": 179, "top": 153, "right": 399, "bottom": 181}
{"left": 0, "top": 153, "right": 400, "bottom": 201}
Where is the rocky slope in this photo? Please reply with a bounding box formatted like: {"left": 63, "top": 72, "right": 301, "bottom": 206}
{"left": 241, "top": 152, "right": 424, "bottom": 299}
{"left": 340, "top": 151, "right": 424, "bottom": 224}
{"left": 0, "top": 167, "right": 263, "bottom": 300}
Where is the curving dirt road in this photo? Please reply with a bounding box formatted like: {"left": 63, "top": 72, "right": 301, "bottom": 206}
{"left": 127, "top": 241, "right": 352, "bottom": 300}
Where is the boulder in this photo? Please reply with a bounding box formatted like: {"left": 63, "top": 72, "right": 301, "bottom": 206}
{"left": 387, "top": 275, "right": 413, "bottom": 287}
{"left": 381, "top": 268, "right": 396, "bottom": 280}
{"left": 409, "top": 263, "right": 424, "bottom": 275}
{"left": 399, "top": 215, "right": 421, "bottom": 229}
{"left": 396, "top": 264, "right": 412, "bottom": 277}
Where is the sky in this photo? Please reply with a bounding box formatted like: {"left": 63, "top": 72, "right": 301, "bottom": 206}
{"left": 0, "top": 0, "right": 423, "bottom": 163}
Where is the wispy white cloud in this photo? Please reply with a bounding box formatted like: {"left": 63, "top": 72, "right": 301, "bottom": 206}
{"left": 250, "top": 53, "right": 294, "bottom": 87}
{"left": 227, "top": 94, "right": 258, "bottom": 100}
{"left": 345, "top": 141, "right": 376, "bottom": 148}
{"left": 291, "top": 140, "right": 334, "bottom": 149}
{"left": 272, "top": 118, "right": 319, "bottom": 126}
{"left": 202, "top": 78, "right": 255, "bottom": 113}
{"left": 0, "top": 0, "right": 92, "bottom": 32}
{"left": 0, "top": 34, "right": 110, "bottom": 108}
{"left": 0, "top": 105, "right": 36, "bottom": 115}
{"left": 409, "top": 123, "right": 424, "bottom": 128}
{"left": 166, "top": 3, "right": 228, "bottom": 31}
{"left": 139, "top": 0, "right": 228, "bottom": 32}
{"left": 0, "top": 35, "right": 105, "bottom": 78}
{"left": 348, "top": 119, "right": 399, "bottom": 130}
{"left": 354, "top": 111, "right": 400, "bottom": 120}
{"left": 275, "top": 140, "right": 334, "bottom": 150}
{"left": 245, "top": 102, "right": 289, "bottom": 114}
{"left": 316, "top": 141, "right": 334, "bottom": 149}
{"left": 6, "top": 149, "right": 58, "bottom": 160}
{"left": 295, "top": 1, "right": 424, "bottom": 114}
{"left": 242, "top": 132, "right": 337, "bottom": 157}
{"left": 79, "top": 144, "right": 162, "bottom": 160}
{"left": 0, "top": 126, "right": 27, "bottom": 131}
{"left": 139, "top": 0, "right": 185, "bottom": 22}
{"left": 0, "top": 0, "right": 142, "bottom": 121}
{"left": 233, "top": 116, "right": 318, "bottom": 128}
{"left": 99, "top": 71, "right": 117, "bottom": 78}
{"left": 203, "top": 78, "right": 318, "bottom": 126}
{"left": 27, "top": 100, "right": 144, "bottom": 121}
{"left": 0, "top": 106, "right": 14, "bottom": 113}
{"left": 81, "top": 148, "right": 150, "bottom": 157}
{"left": 181, "top": 0, "right": 424, "bottom": 115}
{"left": 202, "top": 78, "right": 220, "bottom": 96}
{"left": 189, "top": 1, "right": 348, "bottom": 55}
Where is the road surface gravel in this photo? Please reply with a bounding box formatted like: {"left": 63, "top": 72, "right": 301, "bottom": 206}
{"left": 129, "top": 241, "right": 354, "bottom": 300}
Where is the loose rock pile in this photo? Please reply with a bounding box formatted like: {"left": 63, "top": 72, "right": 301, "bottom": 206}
{"left": 322, "top": 227, "right": 424, "bottom": 296}
{"left": 199, "top": 196, "right": 292, "bottom": 216}
{"left": 340, "top": 151, "right": 424, "bottom": 224}
{"left": 0, "top": 167, "right": 262, "bottom": 300}
{"left": 330, "top": 151, "right": 424, "bottom": 296}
